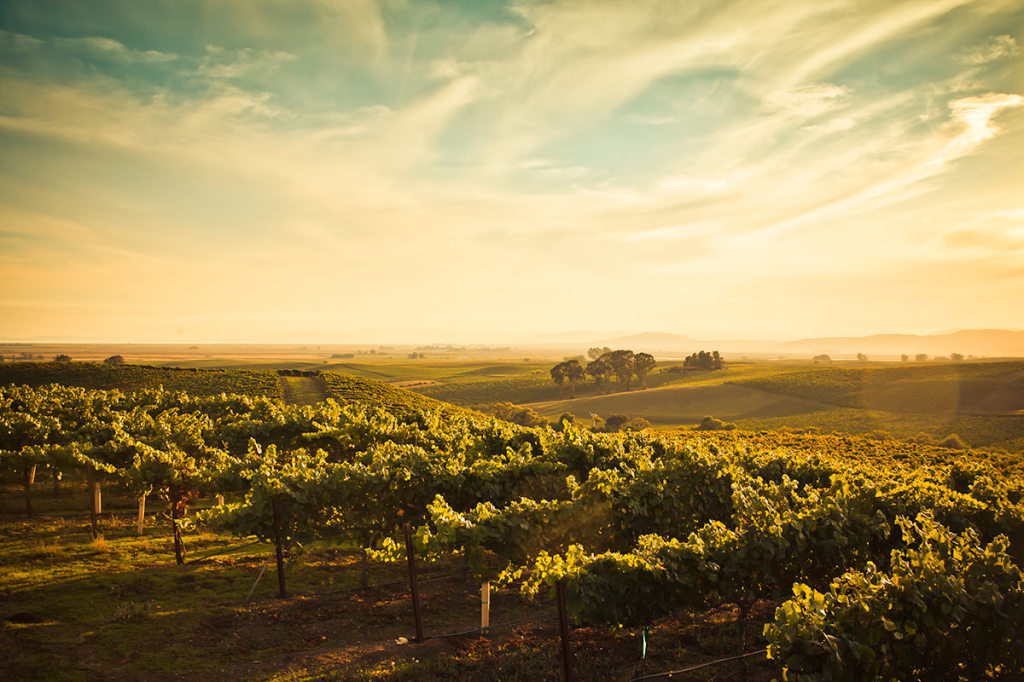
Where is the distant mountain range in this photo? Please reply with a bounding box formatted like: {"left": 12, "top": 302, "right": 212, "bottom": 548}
{"left": 590, "top": 329, "right": 1024, "bottom": 359}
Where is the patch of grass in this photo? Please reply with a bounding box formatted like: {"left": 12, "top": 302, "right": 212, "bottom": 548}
{"left": 111, "top": 600, "right": 152, "bottom": 622}
{"left": 88, "top": 536, "right": 114, "bottom": 554}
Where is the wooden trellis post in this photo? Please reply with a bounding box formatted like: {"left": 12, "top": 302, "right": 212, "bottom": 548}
{"left": 481, "top": 581, "right": 490, "bottom": 633}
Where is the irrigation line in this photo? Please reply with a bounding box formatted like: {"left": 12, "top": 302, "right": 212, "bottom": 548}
{"left": 244, "top": 562, "right": 268, "bottom": 603}
{"left": 189, "top": 539, "right": 262, "bottom": 564}
{"left": 628, "top": 648, "right": 768, "bottom": 681}
{"left": 323, "top": 570, "right": 464, "bottom": 595}
{"left": 425, "top": 613, "right": 556, "bottom": 640}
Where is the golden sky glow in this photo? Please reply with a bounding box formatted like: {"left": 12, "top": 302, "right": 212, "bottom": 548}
{"left": 1, "top": 0, "right": 1022, "bottom": 343}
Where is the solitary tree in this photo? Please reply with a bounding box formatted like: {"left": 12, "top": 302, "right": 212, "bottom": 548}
{"left": 104, "top": 355, "right": 126, "bottom": 365}
{"left": 562, "top": 359, "right": 585, "bottom": 397}
{"left": 605, "top": 350, "right": 636, "bottom": 390}
{"left": 633, "top": 352, "right": 656, "bottom": 389}
{"left": 901, "top": 354, "right": 909, "bottom": 362}
{"left": 950, "top": 353, "right": 964, "bottom": 362}
{"left": 550, "top": 363, "right": 566, "bottom": 391}
{"left": 856, "top": 353, "right": 868, "bottom": 361}
{"left": 915, "top": 353, "right": 928, "bottom": 362}
{"left": 586, "top": 357, "right": 613, "bottom": 391}
{"left": 550, "top": 359, "right": 585, "bottom": 398}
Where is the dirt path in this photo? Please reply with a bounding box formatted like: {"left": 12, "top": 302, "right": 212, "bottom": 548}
{"left": 279, "top": 375, "right": 329, "bottom": 405}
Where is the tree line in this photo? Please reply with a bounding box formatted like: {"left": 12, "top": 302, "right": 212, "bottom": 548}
{"left": 549, "top": 349, "right": 656, "bottom": 398}
{"left": 550, "top": 348, "right": 727, "bottom": 397}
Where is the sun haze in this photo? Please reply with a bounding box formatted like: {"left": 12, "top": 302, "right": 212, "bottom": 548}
{"left": 1, "top": 0, "right": 1021, "bottom": 343}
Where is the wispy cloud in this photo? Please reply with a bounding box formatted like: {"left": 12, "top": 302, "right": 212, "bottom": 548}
{"left": 956, "top": 34, "right": 1018, "bottom": 65}
{"left": 198, "top": 46, "right": 295, "bottom": 80}
{"left": 54, "top": 35, "right": 178, "bottom": 63}
{"left": 0, "top": 30, "right": 179, "bottom": 64}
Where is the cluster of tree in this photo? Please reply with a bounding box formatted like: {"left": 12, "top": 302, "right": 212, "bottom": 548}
{"left": 900, "top": 353, "right": 966, "bottom": 362}
{"left": 551, "top": 349, "right": 656, "bottom": 397}
{"left": 599, "top": 413, "right": 651, "bottom": 433}
{"left": 407, "top": 352, "right": 427, "bottom": 359}
{"left": 54, "top": 354, "right": 72, "bottom": 363}
{"left": 683, "top": 350, "right": 723, "bottom": 370}
{"left": 695, "top": 415, "right": 737, "bottom": 431}
{"left": 103, "top": 355, "right": 125, "bottom": 365}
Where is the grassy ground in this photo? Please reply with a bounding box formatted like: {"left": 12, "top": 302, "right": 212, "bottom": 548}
{"left": 1, "top": 484, "right": 779, "bottom": 681}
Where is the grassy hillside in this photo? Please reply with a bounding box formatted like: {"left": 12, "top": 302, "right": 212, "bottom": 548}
{"left": 0, "top": 362, "right": 281, "bottom": 398}
{"left": 411, "top": 362, "right": 788, "bottom": 407}
{"left": 531, "top": 383, "right": 826, "bottom": 424}
{"left": 732, "top": 408, "right": 1024, "bottom": 453}
{"left": 524, "top": 361, "right": 1024, "bottom": 452}
{"left": 734, "top": 361, "right": 1024, "bottom": 414}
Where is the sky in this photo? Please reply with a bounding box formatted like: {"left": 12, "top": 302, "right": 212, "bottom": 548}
{"left": 0, "top": 0, "right": 1022, "bottom": 344}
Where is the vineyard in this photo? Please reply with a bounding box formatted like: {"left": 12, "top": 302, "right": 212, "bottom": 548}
{"left": 0, "top": 362, "right": 283, "bottom": 398}
{"left": 2, "top": 379, "right": 1023, "bottom": 680}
